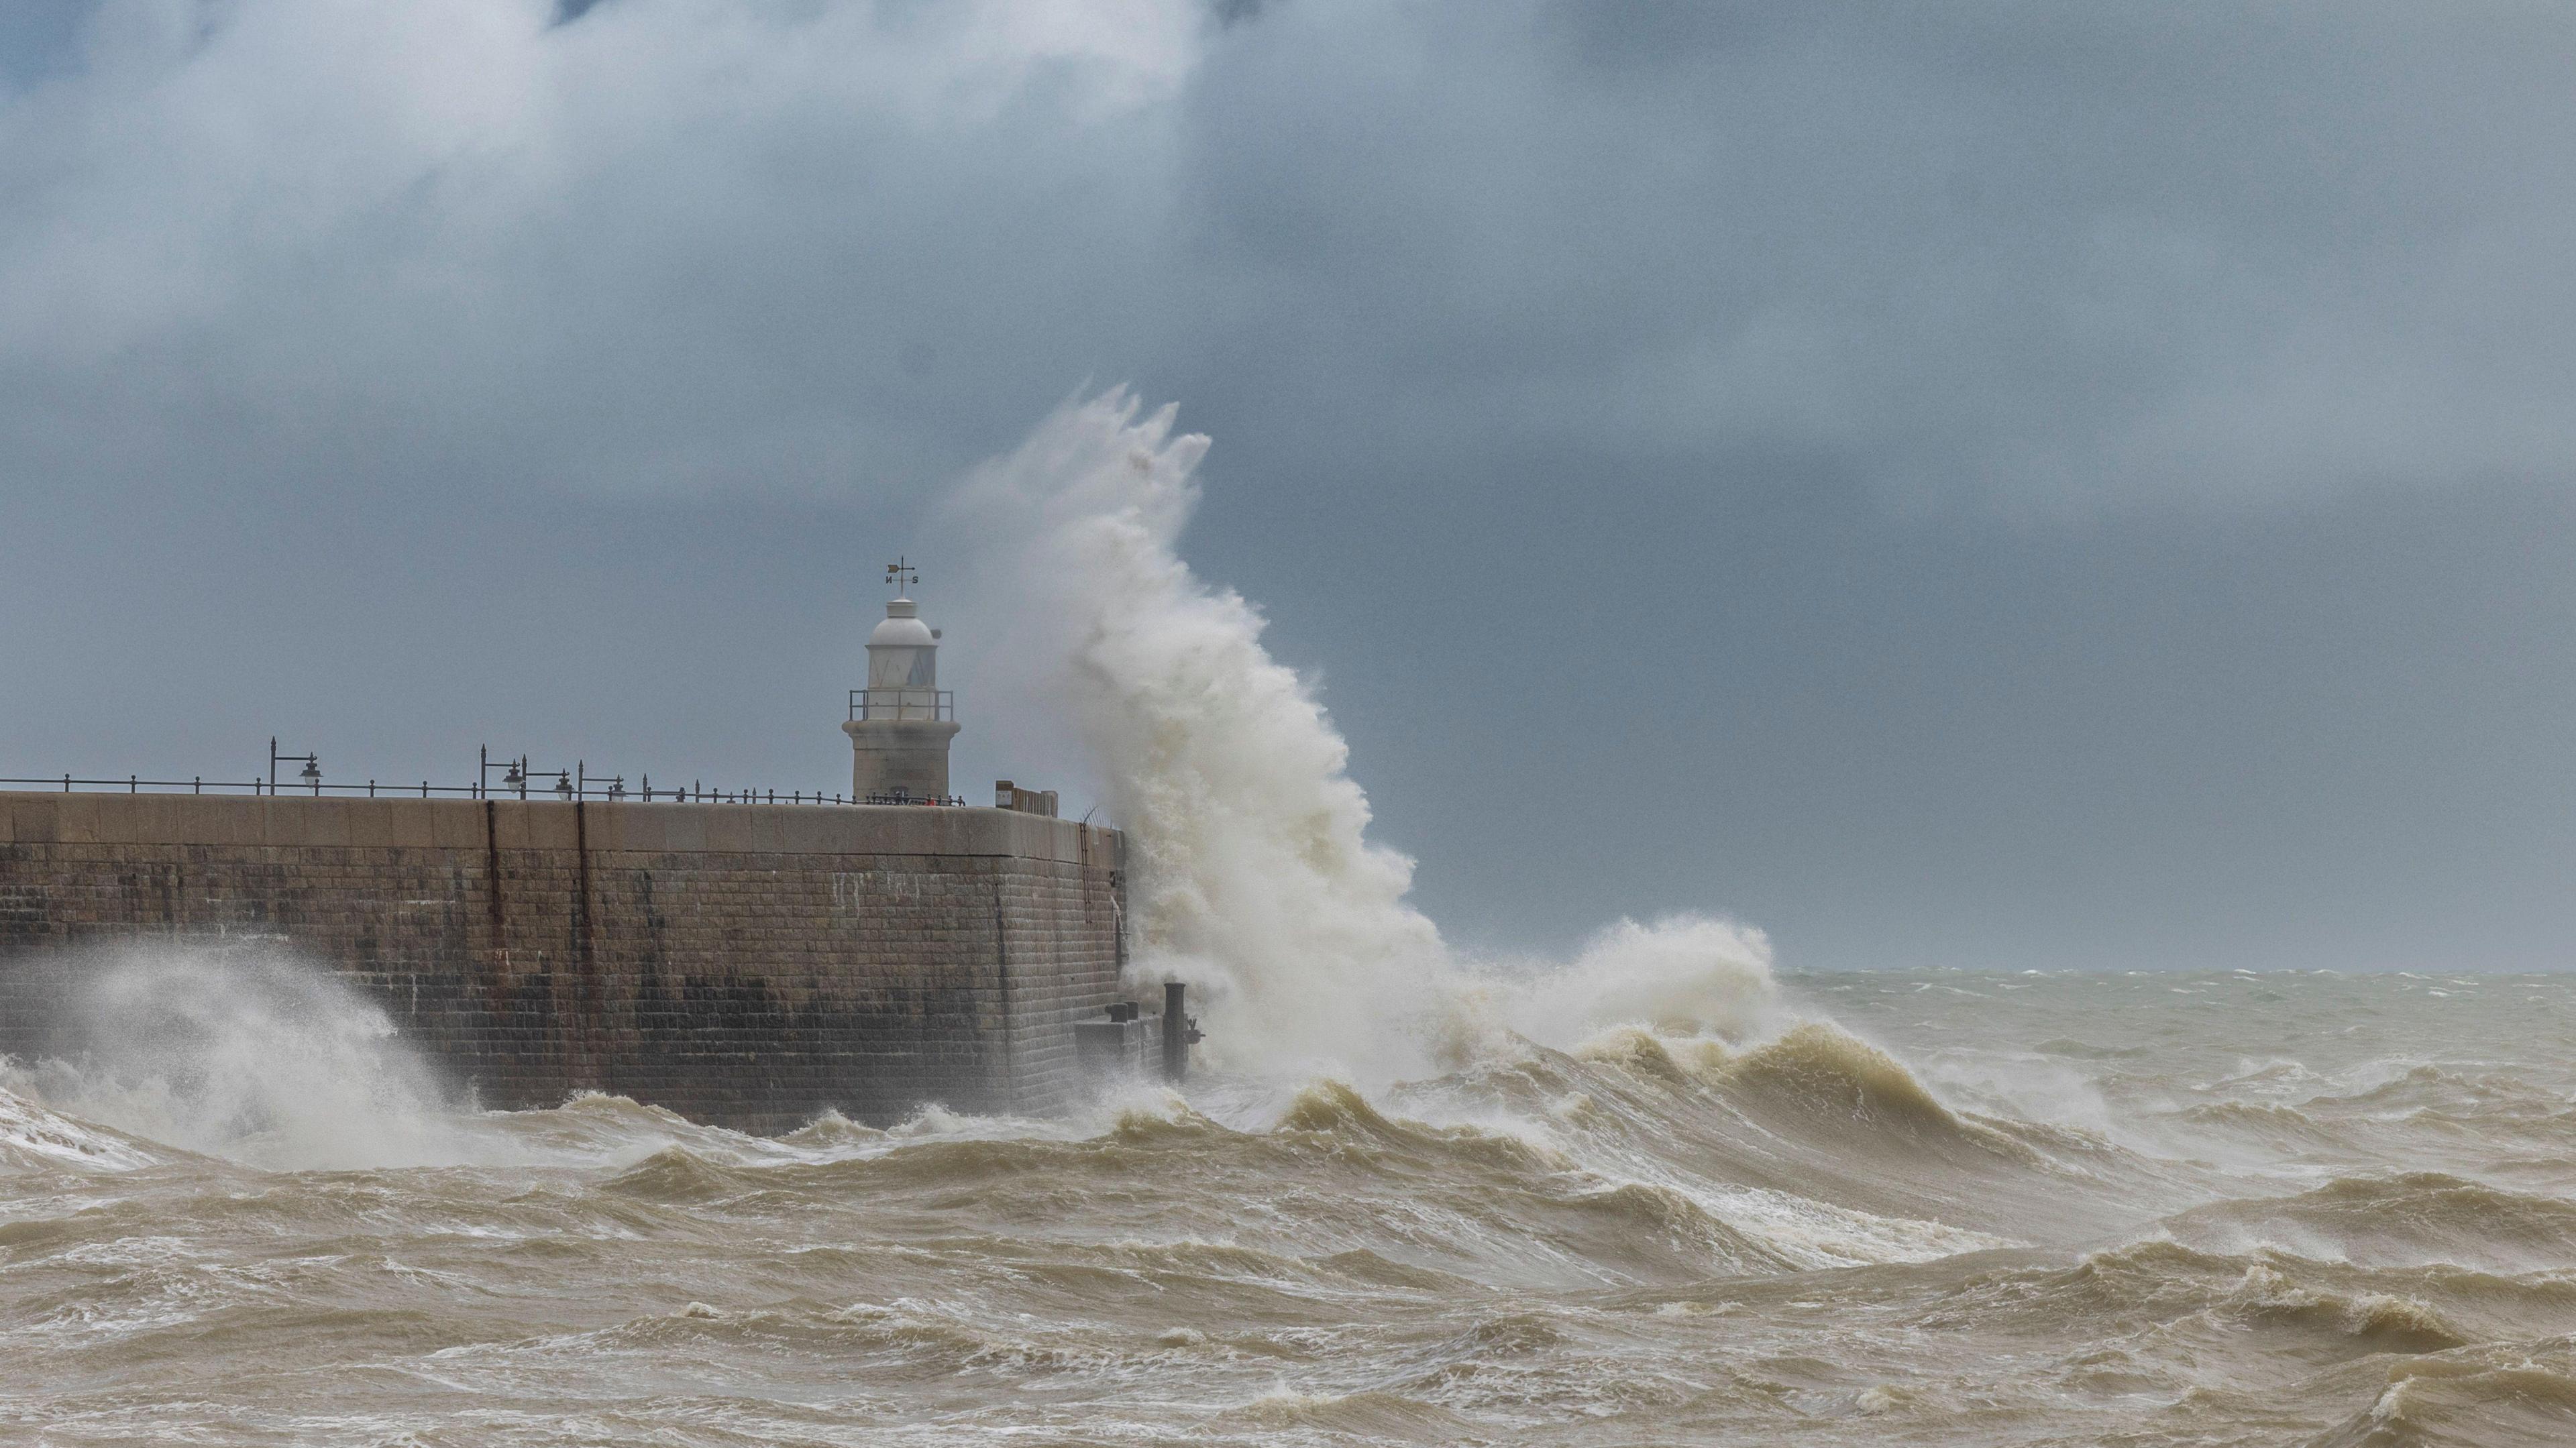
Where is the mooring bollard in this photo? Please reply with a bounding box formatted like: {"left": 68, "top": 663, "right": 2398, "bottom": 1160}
{"left": 1163, "top": 981, "right": 1190, "bottom": 1082}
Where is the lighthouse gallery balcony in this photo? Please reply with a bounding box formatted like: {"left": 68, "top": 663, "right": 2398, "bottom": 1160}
{"left": 848, "top": 687, "right": 953, "bottom": 722}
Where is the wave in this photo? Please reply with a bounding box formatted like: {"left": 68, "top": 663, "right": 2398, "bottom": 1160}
{"left": 2173, "top": 1099, "right": 2361, "bottom": 1153}
{"left": 1713, "top": 1023, "right": 1979, "bottom": 1138}
{"left": 2309, "top": 1349, "right": 2576, "bottom": 1448}
{"left": 2162, "top": 1172, "right": 2576, "bottom": 1273}
{"left": 0, "top": 1079, "right": 170, "bottom": 1174}
{"left": 2223, "top": 1261, "right": 2473, "bottom": 1355}
{"left": 1833, "top": 1238, "right": 2571, "bottom": 1380}
{"left": 1212, "top": 1385, "right": 1478, "bottom": 1438}
{"left": 1405, "top": 1027, "right": 2126, "bottom": 1261}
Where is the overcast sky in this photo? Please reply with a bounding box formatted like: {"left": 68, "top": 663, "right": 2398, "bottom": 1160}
{"left": 5, "top": 0, "right": 2575, "bottom": 972}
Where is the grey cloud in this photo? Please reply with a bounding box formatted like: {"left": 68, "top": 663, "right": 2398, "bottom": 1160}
{"left": 6, "top": 1, "right": 2571, "bottom": 520}
{"left": 0, "top": 0, "right": 1191, "bottom": 515}
{"left": 1179, "top": 1, "right": 2576, "bottom": 510}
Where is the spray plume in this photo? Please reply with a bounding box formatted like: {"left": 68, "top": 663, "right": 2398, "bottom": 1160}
{"left": 942, "top": 392, "right": 1776, "bottom": 1079}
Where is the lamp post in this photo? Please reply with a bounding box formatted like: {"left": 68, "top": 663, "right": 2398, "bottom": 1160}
{"left": 478, "top": 746, "right": 534, "bottom": 800}
{"left": 268, "top": 738, "right": 321, "bottom": 795}
{"left": 478, "top": 747, "right": 580, "bottom": 801}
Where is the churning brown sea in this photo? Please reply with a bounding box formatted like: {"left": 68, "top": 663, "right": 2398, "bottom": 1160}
{"left": 7, "top": 960, "right": 2576, "bottom": 1447}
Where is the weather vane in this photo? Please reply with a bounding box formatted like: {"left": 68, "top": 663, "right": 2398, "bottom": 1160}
{"left": 885, "top": 556, "right": 918, "bottom": 596}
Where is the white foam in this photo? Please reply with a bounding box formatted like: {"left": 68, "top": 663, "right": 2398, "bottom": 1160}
{"left": 0, "top": 1077, "right": 164, "bottom": 1173}
{"left": 10, "top": 942, "right": 529, "bottom": 1171}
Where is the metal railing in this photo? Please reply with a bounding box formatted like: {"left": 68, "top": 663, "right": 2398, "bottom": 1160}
{"left": 0, "top": 726, "right": 989, "bottom": 803}
{"left": 863, "top": 789, "right": 966, "bottom": 807}
{"left": 2, "top": 740, "right": 979, "bottom": 808}
{"left": 0, "top": 773, "right": 894, "bottom": 805}
{"left": 848, "top": 688, "right": 953, "bottom": 722}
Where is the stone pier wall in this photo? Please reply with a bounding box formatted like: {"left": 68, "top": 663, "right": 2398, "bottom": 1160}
{"left": 0, "top": 792, "right": 1125, "bottom": 1131}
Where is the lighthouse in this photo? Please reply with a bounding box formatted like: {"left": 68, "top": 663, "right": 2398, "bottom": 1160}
{"left": 844, "top": 558, "right": 961, "bottom": 802}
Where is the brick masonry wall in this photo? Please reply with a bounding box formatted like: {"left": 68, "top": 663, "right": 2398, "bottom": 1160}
{"left": 0, "top": 793, "right": 1126, "bottom": 1132}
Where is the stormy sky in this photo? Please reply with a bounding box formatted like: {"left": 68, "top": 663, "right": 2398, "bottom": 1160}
{"left": 4, "top": 0, "right": 2574, "bottom": 972}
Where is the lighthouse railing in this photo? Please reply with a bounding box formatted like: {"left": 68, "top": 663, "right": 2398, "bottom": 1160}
{"left": 848, "top": 688, "right": 953, "bottom": 722}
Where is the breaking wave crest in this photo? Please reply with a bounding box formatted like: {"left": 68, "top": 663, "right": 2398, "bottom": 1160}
{"left": 1715, "top": 1023, "right": 1968, "bottom": 1135}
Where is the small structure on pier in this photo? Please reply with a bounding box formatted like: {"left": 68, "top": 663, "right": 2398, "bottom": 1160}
{"left": 845, "top": 558, "right": 961, "bottom": 803}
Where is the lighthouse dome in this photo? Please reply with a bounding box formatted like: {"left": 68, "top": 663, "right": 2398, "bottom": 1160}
{"left": 868, "top": 606, "right": 936, "bottom": 649}
{"left": 866, "top": 597, "right": 940, "bottom": 689}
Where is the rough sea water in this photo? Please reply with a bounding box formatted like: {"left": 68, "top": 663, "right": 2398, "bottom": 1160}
{"left": 11, "top": 397, "right": 2574, "bottom": 1445}
{"left": 9, "top": 965, "right": 2576, "bottom": 1447}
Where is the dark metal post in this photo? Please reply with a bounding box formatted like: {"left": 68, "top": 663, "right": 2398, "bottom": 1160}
{"left": 1163, "top": 982, "right": 1188, "bottom": 1082}
{"left": 270, "top": 739, "right": 319, "bottom": 794}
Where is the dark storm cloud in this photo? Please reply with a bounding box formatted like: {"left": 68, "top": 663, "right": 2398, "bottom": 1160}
{"left": 5, "top": 1, "right": 2569, "bottom": 514}
{"left": 4, "top": 1, "right": 2575, "bottom": 970}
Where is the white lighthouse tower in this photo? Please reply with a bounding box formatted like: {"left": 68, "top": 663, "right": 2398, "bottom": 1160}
{"left": 844, "top": 558, "right": 960, "bottom": 802}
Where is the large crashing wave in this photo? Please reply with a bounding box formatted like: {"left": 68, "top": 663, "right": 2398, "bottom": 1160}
{"left": 939, "top": 392, "right": 1776, "bottom": 1078}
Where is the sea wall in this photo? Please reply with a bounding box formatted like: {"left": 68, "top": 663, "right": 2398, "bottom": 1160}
{"left": 0, "top": 791, "right": 1126, "bottom": 1131}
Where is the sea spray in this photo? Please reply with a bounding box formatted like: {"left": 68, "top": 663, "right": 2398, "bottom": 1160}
{"left": 3, "top": 941, "right": 471, "bottom": 1170}
{"left": 941, "top": 394, "right": 1453, "bottom": 1076}
{"left": 939, "top": 392, "right": 1781, "bottom": 1078}
{"left": 1498, "top": 913, "right": 1780, "bottom": 1048}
